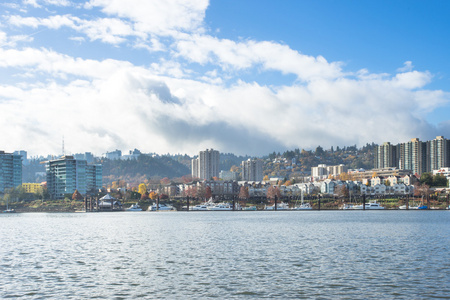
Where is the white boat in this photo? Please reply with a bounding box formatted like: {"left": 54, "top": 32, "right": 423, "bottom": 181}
{"left": 292, "top": 191, "right": 312, "bottom": 210}
{"left": 148, "top": 203, "right": 176, "bottom": 211}
{"left": 3, "top": 198, "right": 16, "bottom": 213}
{"left": 190, "top": 200, "right": 215, "bottom": 211}
{"left": 207, "top": 202, "right": 233, "bottom": 211}
{"left": 342, "top": 204, "right": 355, "bottom": 210}
{"left": 265, "top": 202, "right": 289, "bottom": 210}
{"left": 352, "top": 201, "right": 385, "bottom": 210}
{"left": 292, "top": 202, "right": 312, "bottom": 210}
{"left": 126, "top": 203, "right": 143, "bottom": 211}
{"left": 244, "top": 205, "right": 257, "bottom": 211}
{"left": 399, "top": 204, "right": 419, "bottom": 210}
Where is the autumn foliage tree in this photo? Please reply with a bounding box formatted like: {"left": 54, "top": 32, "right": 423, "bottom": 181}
{"left": 72, "top": 189, "right": 83, "bottom": 200}
{"left": 238, "top": 186, "right": 249, "bottom": 200}
{"left": 205, "top": 186, "right": 212, "bottom": 200}
{"left": 138, "top": 183, "right": 147, "bottom": 196}
{"left": 149, "top": 191, "right": 159, "bottom": 200}
{"left": 267, "top": 186, "right": 281, "bottom": 201}
{"left": 141, "top": 191, "right": 149, "bottom": 200}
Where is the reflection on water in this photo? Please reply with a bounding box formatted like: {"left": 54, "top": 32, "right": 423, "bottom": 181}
{"left": 1, "top": 211, "right": 449, "bottom": 299}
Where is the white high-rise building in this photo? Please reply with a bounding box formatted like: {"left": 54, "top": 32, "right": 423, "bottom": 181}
{"left": 191, "top": 149, "right": 220, "bottom": 180}
{"left": 241, "top": 159, "right": 263, "bottom": 181}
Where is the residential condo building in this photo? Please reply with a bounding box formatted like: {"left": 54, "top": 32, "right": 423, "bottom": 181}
{"left": 375, "top": 136, "right": 450, "bottom": 175}
{"left": 0, "top": 151, "right": 22, "bottom": 193}
{"left": 311, "top": 164, "right": 347, "bottom": 179}
{"left": 191, "top": 149, "right": 220, "bottom": 180}
{"left": 241, "top": 158, "right": 263, "bottom": 181}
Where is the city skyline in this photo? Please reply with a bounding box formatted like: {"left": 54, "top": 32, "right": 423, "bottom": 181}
{"left": 1, "top": 1, "right": 450, "bottom": 157}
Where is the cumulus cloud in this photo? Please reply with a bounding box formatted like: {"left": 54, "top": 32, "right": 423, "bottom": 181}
{"left": 0, "top": 1, "right": 449, "bottom": 157}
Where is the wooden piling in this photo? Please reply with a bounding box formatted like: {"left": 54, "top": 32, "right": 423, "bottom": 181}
{"left": 363, "top": 194, "right": 366, "bottom": 210}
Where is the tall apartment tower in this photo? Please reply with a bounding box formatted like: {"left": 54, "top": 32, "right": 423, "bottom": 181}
{"left": 46, "top": 156, "right": 102, "bottom": 199}
{"left": 374, "top": 142, "right": 399, "bottom": 169}
{"left": 0, "top": 151, "right": 22, "bottom": 192}
{"left": 428, "top": 136, "right": 450, "bottom": 171}
{"left": 241, "top": 158, "right": 263, "bottom": 181}
{"left": 191, "top": 149, "right": 220, "bottom": 180}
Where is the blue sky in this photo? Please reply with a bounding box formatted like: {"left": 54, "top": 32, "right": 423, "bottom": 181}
{"left": 1, "top": 0, "right": 449, "bottom": 157}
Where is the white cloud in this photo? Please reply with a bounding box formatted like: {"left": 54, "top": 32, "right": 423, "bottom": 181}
{"left": 397, "top": 61, "right": 414, "bottom": 72}
{"left": 86, "top": 0, "right": 209, "bottom": 36}
{"left": 175, "top": 35, "right": 343, "bottom": 81}
{"left": 1, "top": 2, "right": 450, "bottom": 156}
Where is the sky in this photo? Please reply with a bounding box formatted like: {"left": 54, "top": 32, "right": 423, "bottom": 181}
{"left": 1, "top": 0, "right": 450, "bottom": 157}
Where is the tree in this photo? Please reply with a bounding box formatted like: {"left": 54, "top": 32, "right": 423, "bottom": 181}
{"left": 238, "top": 186, "right": 249, "bottom": 200}
{"left": 267, "top": 186, "right": 281, "bottom": 200}
{"left": 414, "top": 183, "right": 430, "bottom": 198}
{"left": 205, "top": 186, "right": 212, "bottom": 199}
{"left": 432, "top": 174, "right": 448, "bottom": 187}
{"left": 184, "top": 186, "right": 197, "bottom": 197}
{"left": 315, "top": 146, "right": 324, "bottom": 156}
{"left": 141, "top": 191, "right": 149, "bottom": 200}
{"left": 419, "top": 173, "right": 433, "bottom": 186}
{"left": 335, "top": 185, "right": 349, "bottom": 199}
{"left": 263, "top": 175, "right": 269, "bottom": 181}
{"left": 138, "top": 183, "right": 147, "bottom": 195}
{"left": 72, "top": 189, "right": 83, "bottom": 200}
{"left": 149, "top": 191, "right": 158, "bottom": 200}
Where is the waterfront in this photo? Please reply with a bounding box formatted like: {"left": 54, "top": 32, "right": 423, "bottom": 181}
{"left": 1, "top": 211, "right": 449, "bottom": 299}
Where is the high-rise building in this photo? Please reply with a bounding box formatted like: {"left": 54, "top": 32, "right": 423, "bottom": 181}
{"left": 376, "top": 136, "right": 449, "bottom": 175}
{"left": 86, "top": 164, "right": 103, "bottom": 194}
{"left": 428, "top": 136, "right": 450, "bottom": 171}
{"left": 0, "top": 151, "right": 22, "bottom": 192}
{"left": 46, "top": 156, "right": 102, "bottom": 199}
{"left": 241, "top": 158, "right": 263, "bottom": 181}
{"left": 191, "top": 149, "right": 220, "bottom": 180}
{"left": 374, "top": 142, "right": 399, "bottom": 169}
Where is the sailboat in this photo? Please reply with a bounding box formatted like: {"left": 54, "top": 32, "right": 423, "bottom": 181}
{"left": 292, "top": 190, "right": 312, "bottom": 210}
{"left": 3, "top": 198, "right": 16, "bottom": 213}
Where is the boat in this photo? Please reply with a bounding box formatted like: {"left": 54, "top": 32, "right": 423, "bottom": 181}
{"left": 292, "top": 190, "right": 312, "bottom": 210}
{"left": 2, "top": 198, "right": 16, "bottom": 213}
{"left": 265, "top": 202, "right": 289, "bottom": 210}
{"left": 126, "top": 203, "right": 143, "bottom": 211}
{"left": 292, "top": 202, "right": 312, "bottom": 210}
{"left": 244, "top": 206, "right": 257, "bottom": 211}
{"left": 190, "top": 199, "right": 215, "bottom": 211}
{"left": 352, "top": 201, "right": 385, "bottom": 210}
{"left": 207, "top": 202, "right": 233, "bottom": 211}
{"left": 342, "top": 204, "right": 355, "bottom": 210}
{"left": 399, "top": 204, "right": 419, "bottom": 210}
{"left": 148, "top": 203, "right": 176, "bottom": 211}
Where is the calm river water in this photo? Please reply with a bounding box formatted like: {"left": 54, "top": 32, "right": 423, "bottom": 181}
{"left": 1, "top": 211, "right": 449, "bottom": 299}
